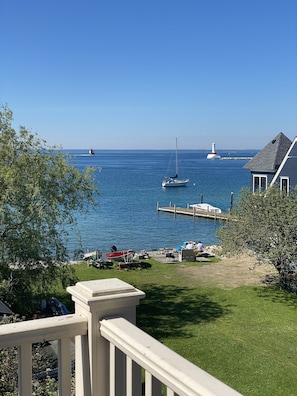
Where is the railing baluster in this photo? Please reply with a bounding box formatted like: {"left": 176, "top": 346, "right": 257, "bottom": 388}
{"left": 126, "top": 355, "right": 133, "bottom": 395}
{"left": 18, "top": 344, "right": 32, "bottom": 395}
{"left": 74, "top": 333, "right": 91, "bottom": 396}
{"left": 58, "top": 337, "right": 72, "bottom": 395}
{"left": 126, "top": 355, "right": 142, "bottom": 396}
{"left": 110, "top": 342, "right": 116, "bottom": 396}
{"left": 145, "top": 371, "right": 153, "bottom": 396}
{"left": 144, "top": 371, "right": 162, "bottom": 396}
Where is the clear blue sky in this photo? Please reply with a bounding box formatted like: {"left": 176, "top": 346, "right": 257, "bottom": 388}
{"left": 1, "top": 0, "right": 296, "bottom": 150}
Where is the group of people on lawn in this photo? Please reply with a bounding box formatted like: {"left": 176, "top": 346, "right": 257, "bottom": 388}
{"left": 176, "top": 240, "right": 204, "bottom": 255}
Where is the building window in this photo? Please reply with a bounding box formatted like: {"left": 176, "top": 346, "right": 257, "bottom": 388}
{"left": 253, "top": 175, "right": 267, "bottom": 192}
{"left": 280, "top": 177, "right": 289, "bottom": 195}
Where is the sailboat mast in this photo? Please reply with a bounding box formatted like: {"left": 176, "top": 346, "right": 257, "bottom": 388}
{"left": 175, "top": 137, "right": 178, "bottom": 177}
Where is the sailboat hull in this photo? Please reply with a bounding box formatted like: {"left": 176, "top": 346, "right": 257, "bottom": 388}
{"left": 162, "top": 178, "right": 189, "bottom": 187}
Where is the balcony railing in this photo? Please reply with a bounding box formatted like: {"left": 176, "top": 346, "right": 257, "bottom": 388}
{"left": 0, "top": 278, "right": 242, "bottom": 395}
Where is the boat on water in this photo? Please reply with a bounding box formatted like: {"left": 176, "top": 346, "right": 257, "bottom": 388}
{"left": 206, "top": 143, "right": 221, "bottom": 159}
{"left": 162, "top": 138, "right": 189, "bottom": 187}
{"left": 75, "top": 149, "right": 95, "bottom": 157}
{"left": 105, "top": 246, "right": 135, "bottom": 261}
{"left": 189, "top": 203, "right": 222, "bottom": 213}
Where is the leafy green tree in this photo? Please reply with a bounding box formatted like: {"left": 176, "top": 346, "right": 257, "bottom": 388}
{"left": 217, "top": 186, "right": 297, "bottom": 291}
{"left": 0, "top": 105, "right": 98, "bottom": 314}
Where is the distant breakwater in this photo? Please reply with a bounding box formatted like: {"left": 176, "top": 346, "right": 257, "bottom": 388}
{"left": 220, "top": 157, "right": 252, "bottom": 160}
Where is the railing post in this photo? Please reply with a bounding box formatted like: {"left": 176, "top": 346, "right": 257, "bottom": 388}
{"left": 67, "top": 279, "right": 145, "bottom": 396}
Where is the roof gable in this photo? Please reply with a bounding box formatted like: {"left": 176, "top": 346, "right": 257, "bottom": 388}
{"left": 270, "top": 136, "right": 297, "bottom": 186}
{"left": 244, "top": 132, "right": 292, "bottom": 172}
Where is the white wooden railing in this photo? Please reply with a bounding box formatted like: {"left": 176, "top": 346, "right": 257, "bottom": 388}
{"left": 0, "top": 278, "right": 242, "bottom": 396}
{"left": 0, "top": 313, "right": 87, "bottom": 394}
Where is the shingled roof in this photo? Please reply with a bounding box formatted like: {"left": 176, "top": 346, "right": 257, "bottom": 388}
{"left": 0, "top": 300, "right": 13, "bottom": 315}
{"left": 244, "top": 132, "right": 292, "bottom": 172}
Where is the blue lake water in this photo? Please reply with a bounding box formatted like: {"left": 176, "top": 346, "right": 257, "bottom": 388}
{"left": 66, "top": 149, "right": 257, "bottom": 257}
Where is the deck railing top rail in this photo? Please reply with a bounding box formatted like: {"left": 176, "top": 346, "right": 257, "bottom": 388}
{"left": 100, "top": 316, "right": 242, "bottom": 396}
{"left": 0, "top": 313, "right": 87, "bottom": 348}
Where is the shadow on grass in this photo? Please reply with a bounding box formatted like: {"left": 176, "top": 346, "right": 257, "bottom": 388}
{"left": 255, "top": 284, "right": 297, "bottom": 308}
{"left": 137, "top": 284, "right": 229, "bottom": 340}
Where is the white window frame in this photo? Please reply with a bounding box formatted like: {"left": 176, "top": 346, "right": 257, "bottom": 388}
{"left": 252, "top": 174, "right": 268, "bottom": 193}
{"left": 280, "top": 176, "right": 289, "bottom": 195}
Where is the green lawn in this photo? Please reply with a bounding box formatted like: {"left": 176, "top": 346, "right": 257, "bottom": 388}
{"left": 66, "top": 258, "right": 297, "bottom": 396}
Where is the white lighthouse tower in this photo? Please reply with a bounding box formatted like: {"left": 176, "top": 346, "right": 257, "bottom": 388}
{"left": 207, "top": 143, "right": 221, "bottom": 159}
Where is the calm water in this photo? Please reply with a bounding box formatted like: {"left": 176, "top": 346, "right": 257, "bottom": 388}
{"left": 66, "top": 149, "right": 257, "bottom": 257}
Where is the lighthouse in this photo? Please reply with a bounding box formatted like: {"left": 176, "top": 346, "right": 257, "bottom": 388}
{"left": 207, "top": 143, "right": 221, "bottom": 159}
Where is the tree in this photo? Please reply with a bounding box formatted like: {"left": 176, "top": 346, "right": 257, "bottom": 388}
{"left": 216, "top": 186, "right": 297, "bottom": 291}
{"left": 0, "top": 105, "right": 99, "bottom": 314}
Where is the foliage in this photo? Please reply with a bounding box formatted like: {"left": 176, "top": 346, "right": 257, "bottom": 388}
{"left": 0, "top": 105, "right": 98, "bottom": 315}
{"left": 217, "top": 186, "right": 297, "bottom": 291}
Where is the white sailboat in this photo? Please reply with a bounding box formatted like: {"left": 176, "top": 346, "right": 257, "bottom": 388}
{"left": 162, "top": 138, "right": 189, "bottom": 187}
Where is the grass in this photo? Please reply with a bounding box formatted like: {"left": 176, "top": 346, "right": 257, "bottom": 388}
{"left": 62, "top": 258, "right": 297, "bottom": 396}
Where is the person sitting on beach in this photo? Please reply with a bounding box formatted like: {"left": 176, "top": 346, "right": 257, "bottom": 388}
{"left": 197, "top": 241, "right": 204, "bottom": 252}
{"left": 186, "top": 242, "right": 194, "bottom": 249}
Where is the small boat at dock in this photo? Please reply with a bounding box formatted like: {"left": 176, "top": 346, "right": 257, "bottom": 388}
{"left": 189, "top": 203, "right": 222, "bottom": 213}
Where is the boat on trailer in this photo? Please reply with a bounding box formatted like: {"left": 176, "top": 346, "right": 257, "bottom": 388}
{"left": 82, "top": 249, "right": 102, "bottom": 261}
{"left": 106, "top": 248, "right": 135, "bottom": 262}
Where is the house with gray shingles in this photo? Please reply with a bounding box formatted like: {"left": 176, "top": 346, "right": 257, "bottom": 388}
{"left": 244, "top": 132, "right": 297, "bottom": 193}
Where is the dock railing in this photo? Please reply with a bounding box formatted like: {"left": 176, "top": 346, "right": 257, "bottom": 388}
{"left": 0, "top": 278, "right": 243, "bottom": 395}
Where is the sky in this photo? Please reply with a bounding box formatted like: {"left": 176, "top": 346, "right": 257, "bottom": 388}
{"left": 0, "top": 0, "right": 296, "bottom": 150}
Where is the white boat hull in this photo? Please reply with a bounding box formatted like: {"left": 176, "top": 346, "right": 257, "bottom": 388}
{"left": 162, "top": 178, "right": 189, "bottom": 187}
{"left": 106, "top": 249, "right": 135, "bottom": 261}
{"left": 189, "top": 203, "right": 222, "bottom": 213}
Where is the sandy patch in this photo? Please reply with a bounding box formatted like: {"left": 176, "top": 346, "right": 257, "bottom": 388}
{"left": 177, "top": 251, "right": 278, "bottom": 289}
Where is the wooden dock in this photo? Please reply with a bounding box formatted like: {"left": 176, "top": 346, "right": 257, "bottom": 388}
{"left": 157, "top": 205, "right": 235, "bottom": 221}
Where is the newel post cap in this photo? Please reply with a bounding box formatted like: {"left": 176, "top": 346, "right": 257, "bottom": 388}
{"left": 67, "top": 278, "right": 145, "bottom": 312}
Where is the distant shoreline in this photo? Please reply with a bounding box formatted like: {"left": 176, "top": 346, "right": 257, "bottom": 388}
{"left": 65, "top": 149, "right": 259, "bottom": 153}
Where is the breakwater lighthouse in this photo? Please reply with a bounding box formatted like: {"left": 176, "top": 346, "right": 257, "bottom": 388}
{"left": 207, "top": 143, "right": 221, "bottom": 159}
